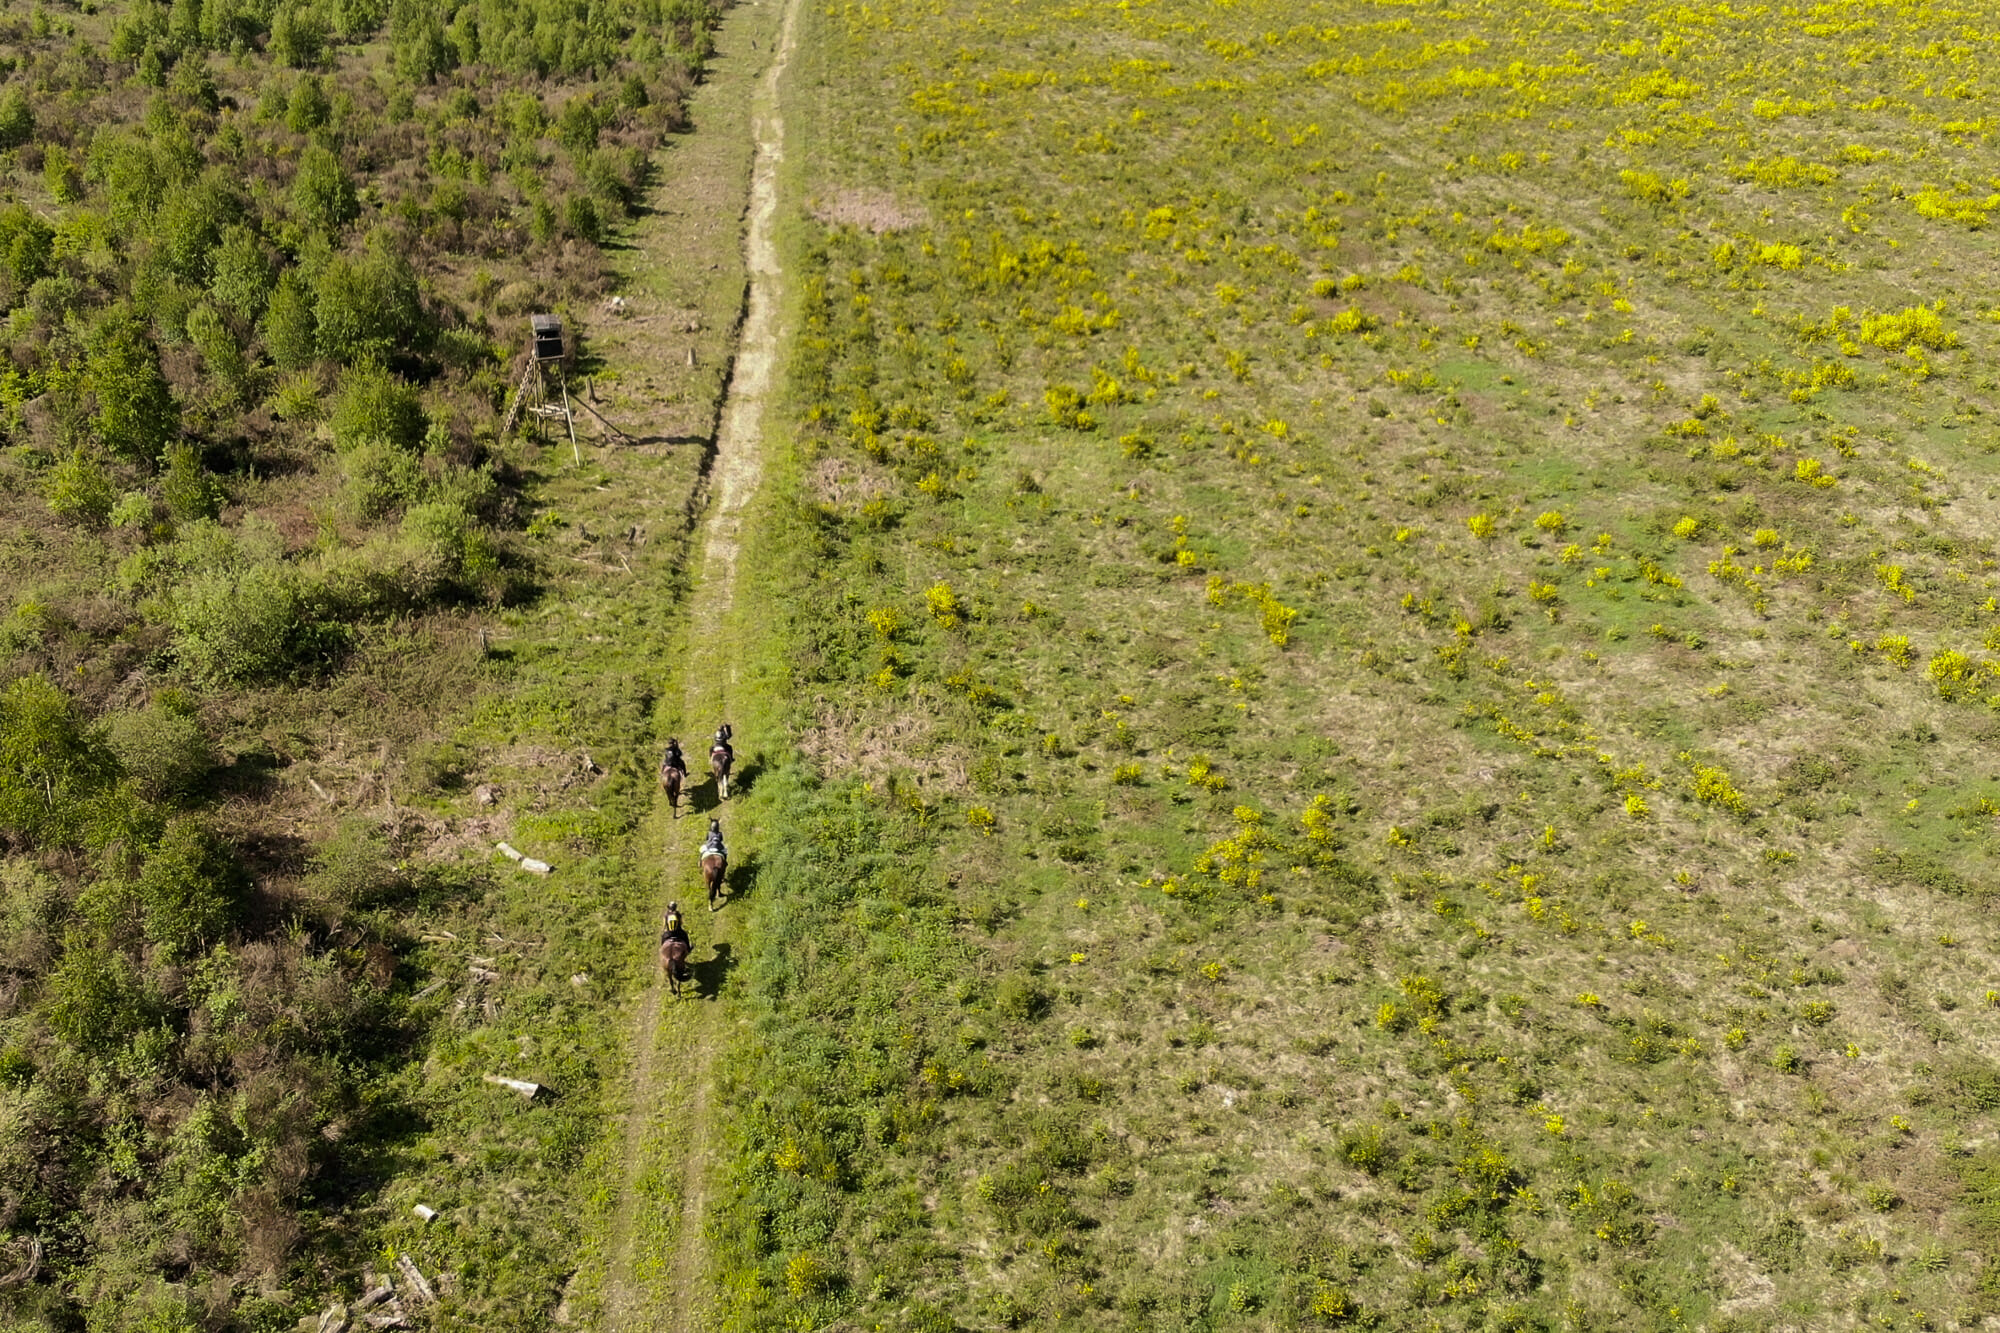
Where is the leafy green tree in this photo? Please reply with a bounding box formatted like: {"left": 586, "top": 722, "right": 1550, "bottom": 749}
{"left": 285, "top": 74, "right": 331, "bottom": 132}
{"left": 89, "top": 134, "right": 169, "bottom": 233}
{"left": 186, "top": 302, "right": 251, "bottom": 403}
{"left": 153, "top": 173, "right": 242, "bottom": 284}
{"left": 0, "top": 674, "right": 120, "bottom": 847}
{"left": 314, "top": 241, "right": 425, "bottom": 364}
{"left": 269, "top": 2, "right": 328, "bottom": 66}
{"left": 0, "top": 206, "right": 55, "bottom": 304}
{"left": 161, "top": 441, "right": 223, "bottom": 521}
{"left": 211, "top": 226, "right": 275, "bottom": 322}
{"left": 291, "top": 144, "right": 358, "bottom": 234}
{"left": 169, "top": 53, "right": 223, "bottom": 111}
{"left": 45, "top": 449, "right": 116, "bottom": 526}
{"left": 86, "top": 305, "right": 179, "bottom": 464}
{"left": 330, "top": 360, "right": 425, "bottom": 450}
{"left": 262, "top": 271, "right": 317, "bottom": 371}
{"left": 136, "top": 818, "right": 243, "bottom": 958}
{"left": 43, "top": 144, "right": 83, "bottom": 203}
{"left": 389, "top": 0, "right": 455, "bottom": 83}
{"left": 0, "top": 88, "right": 34, "bottom": 149}
{"left": 171, "top": 563, "right": 309, "bottom": 683}
{"left": 565, "top": 194, "right": 602, "bottom": 244}
{"left": 45, "top": 939, "right": 149, "bottom": 1051}
{"left": 556, "top": 93, "right": 600, "bottom": 153}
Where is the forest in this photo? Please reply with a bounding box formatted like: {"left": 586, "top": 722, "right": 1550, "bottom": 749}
{"left": 0, "top": 0, "right": 720, "bottom": 1324}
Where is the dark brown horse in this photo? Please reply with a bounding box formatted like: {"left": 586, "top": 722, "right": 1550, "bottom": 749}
{"left": 658, "top": 739, "right": 687, "bottom": 818}
{"left": 700, "top": 818, "right": 727, "bottom": 910}
{"left": 710, "top": 724, "right": 734, "bottom": 800}
{"left": 660, "top": 902, "right": 692, "bottom": 998}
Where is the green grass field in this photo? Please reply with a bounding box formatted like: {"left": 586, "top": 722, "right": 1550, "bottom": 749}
{"left": 715, "top": 0, "right": 2000, "bottom": 1328}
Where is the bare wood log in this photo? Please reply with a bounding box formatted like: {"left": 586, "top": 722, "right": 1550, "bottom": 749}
{"left": 395, "top": 1255, "right": 436, "bottom": 1306}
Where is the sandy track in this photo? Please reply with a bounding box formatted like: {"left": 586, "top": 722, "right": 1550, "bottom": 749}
{"left": 597, "top": 0, "right": 799, "bottom": 1327}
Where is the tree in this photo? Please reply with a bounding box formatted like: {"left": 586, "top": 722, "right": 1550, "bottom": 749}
{"left": 0, "top": 88, "right": 34, "bottom": 150}
{"left": 136, "top": 818, "right": 243, "bottom": 958}
{"left": 269, "top": 3, "right": 328, "bottom": 66}
{"left": 0, "top": 205, "right": 54, "bottom": 305}
{"left": 187, "top": 302, "right": 251, "bottom": 404}
{"left": 285, "top": 74, "right": 331, "bottom": 133}
{"left": 161, "top": 441, "right": 224, "bottom": 521}
{"left": 314, "top": 240, "right": 425, "bottom": 364}
{"left": 330, "top": 360, "right": 425, "bottom": 450}
{"left": 262, "top": 271, "right": 317, "bottom": 371}
{"left": 292, "top": 144, "right": 358, "bottom": 235}
{"left": 211, "top": 225, "right": 275, "bottom": 322}
{"left": 85, "top": 304, "right": 179, "bottom": 464}
{"left": 0, "top": 674, "right": 120, "bottom": 847}
{"left": 45, "top": 449, "right": 116, "bottom": 526}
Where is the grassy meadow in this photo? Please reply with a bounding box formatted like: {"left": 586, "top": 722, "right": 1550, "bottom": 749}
{"left": 719, "top": 0, "right": 2000, "bottom": 1328}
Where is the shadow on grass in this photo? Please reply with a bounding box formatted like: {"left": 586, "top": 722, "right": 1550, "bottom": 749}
{"left": 692, "top": 939, "right": 737, "bottom": 1000}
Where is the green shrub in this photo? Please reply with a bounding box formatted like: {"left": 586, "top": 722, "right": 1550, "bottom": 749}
{"left": 0, "top": 674, "right": 120, "bottom": 847}
{"left": 996, "top": 973, "right": 1051, "bottom": 1022}
{"left": 134, "top": 818, "right": 243, "bottom": 957}
{"left": 305, "top": 818, "right": 404, "bottom": 910}
{"left": 160, "top": 442, "right": 224, "bottom": 522}
{"left": 170, "top": 563, "right": 315, "bottom": 683}
{"left": 45, "top": 450, "right": 116, "bottom": 526}
{"left": 339, "top": 439, "right": 425, "bottom": 518}
{"left": 103, "top": 703, "right": 215, "bottom": 801}
{"left": 330, "top": 361, "right": 427, "bottom": 453}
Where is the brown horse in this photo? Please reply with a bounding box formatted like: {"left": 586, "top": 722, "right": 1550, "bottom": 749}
{"left": 660, "top": 934, "right": 691, "bottom": 998}
{"left": 658, "top": 740, "right": 687, "bottom": 819}
{"left": 710, "top": 724, "right": 734, "bottom": 800}
{"left": 700, "top": 818, "right": 727, "bottom": 910}
{"left": 660, "top": 902, "right": 692, "bottom": 998}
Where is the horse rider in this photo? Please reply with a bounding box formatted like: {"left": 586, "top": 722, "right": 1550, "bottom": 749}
{"left": 711, "top": 724, "right": 733, "bottom": 768}
{"left": 662, "top": 900, "right": 690, "bottom": 943}
{"left": 663, "top": 738, "right": 687, "bottom": 776}
{"left": 700, "top": 819, "right": 726, "bottom": 861}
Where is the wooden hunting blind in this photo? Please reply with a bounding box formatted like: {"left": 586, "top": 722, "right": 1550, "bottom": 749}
{"left": 531, "top": 313, "right": 566, "bottom": 363}
{"left": 503, "top": 313, "right": 632, "bottom": 457}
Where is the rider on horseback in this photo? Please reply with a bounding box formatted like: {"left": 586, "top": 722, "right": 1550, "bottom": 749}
{"left": 700, "top": 819, "right": 726, "bottom": 860}
{"left": 663, "top": 738, "right": 686, "bottom": 775}
{"left": 711, "top": 724, "right": 732, "bottom": 766}
{"left": 662, "top": 900, "right": 689, "bottom": 942}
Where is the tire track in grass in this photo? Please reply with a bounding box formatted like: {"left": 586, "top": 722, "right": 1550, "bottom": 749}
{"left": 599, "top": 0, "right": 799, "bottom": 1326}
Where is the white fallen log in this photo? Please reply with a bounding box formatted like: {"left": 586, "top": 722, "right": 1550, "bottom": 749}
{"left": 412, "top": 1204, "right": 436, "bottom": 1222}
{"left": 495, "top": 842, "right": 524, "bottom": 861}
{"left": 395, "top": 1255, "right": 436, "bottom": 1306}
{"left": 482, "top": 1074, "right": 542, "bottom": 1098}
{"left": 520, "top": 857, "right": 552, "bottom": 875}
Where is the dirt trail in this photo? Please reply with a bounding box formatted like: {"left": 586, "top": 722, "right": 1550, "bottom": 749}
{"left": 596, "top": 0, "right": 798, "bottom": 1327}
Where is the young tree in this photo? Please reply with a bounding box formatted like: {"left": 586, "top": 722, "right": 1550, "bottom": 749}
{"left": 85, "top": 304, "right": 179, "bottom": 464}
{"left": 292, "top": 143, "right": 358, "bottom": 235}
{"left": 0, "top": 673, "right": 120, "bottom": 847}
{"left": 263, "top": 271, "right": 318, "bottom": 371}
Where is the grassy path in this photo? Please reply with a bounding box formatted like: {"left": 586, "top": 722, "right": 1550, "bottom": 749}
{"left": 596, "top": 0, "right": 799, "bottom": 1327}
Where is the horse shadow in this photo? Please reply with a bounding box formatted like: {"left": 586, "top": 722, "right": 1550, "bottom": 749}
{"left": 732, "top": 757, "right": 762, "bottom": 796}
{"left": 692, "top": 941, "right": 737, "bottom": 1000}
{"left": 717, "top": 850, "right": 759, "bottom": 908}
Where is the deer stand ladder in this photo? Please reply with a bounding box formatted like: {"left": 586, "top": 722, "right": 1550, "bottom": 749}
{"left": 503, "top": 314, "right": 581, "bottom": 463}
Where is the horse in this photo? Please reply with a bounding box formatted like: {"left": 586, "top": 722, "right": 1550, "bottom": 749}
{"left": 710, "top": 724, "right": 734, "bottom": 800}
{"left": 700, "top": 818, "right": 727, "bottom": 910}
{"left": 660, "top": 932, "right": 691, "bottom": 998}
{"left": 658, "top": 740, "right": 687, "bottom": 819}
